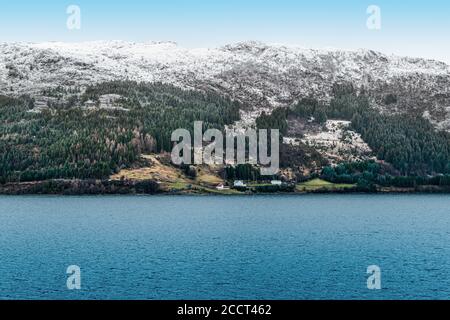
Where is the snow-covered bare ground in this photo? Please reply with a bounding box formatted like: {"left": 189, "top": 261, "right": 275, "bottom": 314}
{"left": 1, "top": 40, "right": 450, "bottom": 128}
{"left": 284, "top": 120, "right": 374, "bottom": 164}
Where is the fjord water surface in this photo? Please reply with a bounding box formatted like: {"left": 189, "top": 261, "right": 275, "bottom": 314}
{"left": 0, "top": 194, "right": 449, "bottom": 299}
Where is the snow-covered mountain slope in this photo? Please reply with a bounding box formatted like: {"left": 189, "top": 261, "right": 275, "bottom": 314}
{"left": 1, "top": 40, "right": 450, "bottom": 128}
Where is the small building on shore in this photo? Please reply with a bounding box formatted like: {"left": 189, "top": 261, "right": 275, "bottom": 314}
{"left": 216, "top": 184, "right": 230, "bottom": 190}
{"left": 233, "top": 180, "right": 247, "bottom": 187}
{"left": 271, "top": 180, "right": 282, "bottom": 186}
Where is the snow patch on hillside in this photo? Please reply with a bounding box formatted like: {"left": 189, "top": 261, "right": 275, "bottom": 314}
{"left": 284, "top": 120, "right": 373, "bottom": 164}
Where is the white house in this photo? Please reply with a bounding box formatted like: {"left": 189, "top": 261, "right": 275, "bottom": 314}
{"left": 233, "top": 180, "right": 247, "bottom": 187}
{"left": 271, "top": 180, "right": 282, "bottom": 186}
{"left": 216, "top": 184, "right": 230, "bottom": 190}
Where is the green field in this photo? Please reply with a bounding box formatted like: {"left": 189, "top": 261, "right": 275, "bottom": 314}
{"left": 167, "top": 181, "right": 242, "bottom": 194}
{"left": 296, "top": 178, "right": 356, "bottom": 192}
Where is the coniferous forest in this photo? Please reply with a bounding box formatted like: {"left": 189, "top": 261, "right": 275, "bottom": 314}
{"left": 1, "top": 80, "right": 450, "bottom": 192}
{"left": 261, "top": 86, "right": 450, "bottom": 177}
{"left": 0, "top": 81, "right": 241, "bottom": 183}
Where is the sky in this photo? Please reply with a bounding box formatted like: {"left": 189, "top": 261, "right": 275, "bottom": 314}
{"left": 0, "top": 0, "right": 449, "bottom": 63}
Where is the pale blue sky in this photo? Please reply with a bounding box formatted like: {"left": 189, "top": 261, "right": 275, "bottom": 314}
{"left": 0, "top": 0, "right": 449, "bottom": 63}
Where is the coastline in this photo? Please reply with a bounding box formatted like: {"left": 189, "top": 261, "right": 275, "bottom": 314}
{"left": 1, "top": 179, "right": 450, "bottom": 195}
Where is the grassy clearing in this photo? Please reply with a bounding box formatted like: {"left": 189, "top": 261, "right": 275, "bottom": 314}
{"left": 247, "top": 182, "right": 273, "bottom": 187}
{"left": 196, "top": 168, "right": 223, "bottom": 186}
{"left": 165, "top": 182, "right": 241, "bottom": 194}
{"left": 110, "top": 154, "right": 240, "bottom": 194}
{"left": 111, "top": 154, "right": 185, "bottom": 182}
{"left": 196, "top": 186, "right": 242, "bottom": 195}
{"left": 166, "top": 180, "right": 191, "bottom": 191}
{"left": 296, "top": 178, "right": 355, "bottom": 192}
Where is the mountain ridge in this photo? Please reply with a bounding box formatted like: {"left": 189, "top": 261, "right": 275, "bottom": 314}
{"left": 1, "top": 40, "right": 450, "bottom": 129}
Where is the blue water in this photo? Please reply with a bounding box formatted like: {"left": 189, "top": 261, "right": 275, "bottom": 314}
{"left": 0, "top": 194, "right": 450, "bottom": 300}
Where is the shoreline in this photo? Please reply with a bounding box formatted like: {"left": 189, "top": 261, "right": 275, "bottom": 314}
{"left": 1, "top": 179, "right": 450, "bottom": 195}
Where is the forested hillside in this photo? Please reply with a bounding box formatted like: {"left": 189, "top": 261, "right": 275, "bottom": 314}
{"left": 0, "top": 81, "right": 241, "bottom": 183}
{"left": 1, "top": 77, "right": 450, "bottom": 190}
{"left": 256, "top": 84, "right": 450, "bottom": 176}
